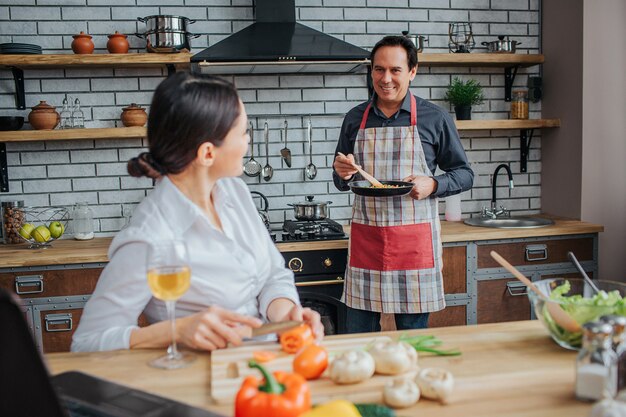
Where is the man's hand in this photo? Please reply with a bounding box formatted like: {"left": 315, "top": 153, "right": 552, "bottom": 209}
{"left": 403, "top": 175, "right": 438, "bottom": 200}
{"left": 333, "top": 153, "right": 358, "bottom": 180}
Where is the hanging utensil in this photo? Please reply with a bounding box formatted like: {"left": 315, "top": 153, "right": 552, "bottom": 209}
{"left": 304, "top": 118, "right": 317, "bottom": 180}
{"left": 280, "top": 120, "right": 292, "bottom": 168}
{"left": 337, "top": 151, "right": 383, "bottom": 187}
{"left": 243, "top": 121, "right": 261, "bottom": 177}
{"left": 261, "top": 121, "right": 273, "bottom": 182}
{"left": 490, "top": 251, "right": 581, "bottom": 333}
{"left": 567, "top": 251, "right": 600, "bottom": 294}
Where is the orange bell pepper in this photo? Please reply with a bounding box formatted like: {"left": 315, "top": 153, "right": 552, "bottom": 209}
{"left": 235, "top": 360, "right": 311, "bottom": 417}
{"left": 280, "top": 323, "right": 315, "bottom": 354}
{"left": 293, "top": 344, "right": 328, "bottom": 380}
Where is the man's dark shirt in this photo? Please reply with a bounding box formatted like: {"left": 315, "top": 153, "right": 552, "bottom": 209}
{"left": 333, "top": 93, "right": 474, "bottom": 198}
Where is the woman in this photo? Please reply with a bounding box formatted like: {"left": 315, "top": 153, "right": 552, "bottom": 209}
{"left": 72, "top": 72, "right": 323, "bottom": 352}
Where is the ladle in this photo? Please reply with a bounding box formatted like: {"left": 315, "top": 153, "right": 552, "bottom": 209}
{"left": 337, "top": 152, "right": 383, "bottom": 187}
{"left": 261, "top": 121, "right": 273, "bottom": 182}
{"left": 490, "top": 250, "right": 581, "bottom": 333}
{"left": 567, "top": 251, "right": 600, "bottom": 294}
{"left": 304, "top": 118, "right": 317, "bottom": 180}
{"left": 280, "top": 120, "right": 292, "bottom": 168}
{"left": 243, "top": 121, "right": 261, "bottom": 177}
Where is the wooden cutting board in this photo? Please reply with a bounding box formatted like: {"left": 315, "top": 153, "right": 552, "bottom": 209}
{"left": 211, "top": 335, "right": 417, "bottom": 405}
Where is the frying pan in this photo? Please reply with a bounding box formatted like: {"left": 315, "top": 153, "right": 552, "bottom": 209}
{"left": 348, "top": 180, "right": 414, "bottom": 197}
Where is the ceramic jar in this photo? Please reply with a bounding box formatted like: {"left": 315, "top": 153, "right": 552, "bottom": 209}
{"left": 107, "top": 31, "right": 129, "bottom": 54}
{"left": 28, "top": 101, "right": 60, "bottom": 130}
{"left": 121, "top": 103, "right": 148, "bottom": 127}
{"left": 71, "top": 31, "right": 94, "bottom": 54}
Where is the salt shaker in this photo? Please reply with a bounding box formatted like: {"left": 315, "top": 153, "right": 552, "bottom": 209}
{"left": 71, "top": 98, "right": 85, "bottom": 128}
{"left": 575, "top": 321, "right": 617, "bottom": 401}
{"left": 72, "top": 202, "right": 94, "bottom": 240}
{"left": 60, "top": 97, "right": 72, "bottom": 129}
{"left": 601, "top": 315, "right": 626, "bottom": 392}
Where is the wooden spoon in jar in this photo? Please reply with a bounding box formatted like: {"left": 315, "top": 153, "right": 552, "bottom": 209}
{"left": 490, "top": 251, "right": 581, "bottom": 333}
{"left": 337, "top": 152, "right": 384, "bottom": 187}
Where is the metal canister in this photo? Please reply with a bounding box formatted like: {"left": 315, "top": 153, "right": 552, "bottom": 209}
{"left": 1, "top": 200, "right": 25, "bottom": 244}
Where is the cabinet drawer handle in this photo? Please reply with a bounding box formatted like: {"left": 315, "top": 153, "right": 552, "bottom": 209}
{"left": 15, "top": 275, "right": 44, "bottom": 294}
{"left": 296, "top": 277, "right": 344, "bottom": 287}
{"left": 525, "top": 244, "right": 548, "bottom": 261}
{"left": 45, "top": 313, "right": 73, "bottom": 332}
{"left": 506, "top": 281, "right": 529, "bottom": 296}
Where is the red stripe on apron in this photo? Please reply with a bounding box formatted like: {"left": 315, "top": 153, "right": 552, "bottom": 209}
{"left": 349, "top": 222, "right": 435, "bottom": 271}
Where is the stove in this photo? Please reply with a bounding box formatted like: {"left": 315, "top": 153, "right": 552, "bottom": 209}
{"left": 281, "top": 219, "right": 347, "bottom": 241}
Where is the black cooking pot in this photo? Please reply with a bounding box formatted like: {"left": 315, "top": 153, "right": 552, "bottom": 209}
{"left": 288, "top": 196, "right": 332, "bottom": 221}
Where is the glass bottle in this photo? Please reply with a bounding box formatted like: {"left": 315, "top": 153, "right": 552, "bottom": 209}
{"left": 575, "top": 321, "right": 617, "bottom": 401}
{"left": 510, "top": 88, "right": 529, "bottom": 119}
{"left": 59, "top": 97, "right": 72, "bottom": 129}
{"left": 71, "top": 202, "right": 94, "bottom": 240}
{"left": 71, "top": 98, "right": 85, "bottom": 128}
{"left": 1, "top": 200, "right": 25, "bottom": 244}
{"left": 601, "top": 315, "right": 626, "bottom": 392}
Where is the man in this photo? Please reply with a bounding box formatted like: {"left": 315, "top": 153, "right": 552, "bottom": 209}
{"left": 333, "top": 35, "right": 473, "bottom": 333}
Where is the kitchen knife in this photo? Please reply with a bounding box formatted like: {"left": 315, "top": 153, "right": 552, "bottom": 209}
{"left": 251, "top": 320, "right": 303, "bottom": 337}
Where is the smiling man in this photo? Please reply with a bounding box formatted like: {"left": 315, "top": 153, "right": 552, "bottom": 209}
{"left": 332, "top": 35, "right": 474, "bottom": 333}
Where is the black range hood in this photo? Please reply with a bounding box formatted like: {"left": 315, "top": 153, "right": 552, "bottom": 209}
{"left": 191, "top": 0, "right": 370, "bottom": 74}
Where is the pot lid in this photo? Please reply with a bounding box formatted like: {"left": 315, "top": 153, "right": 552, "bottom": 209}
{"left": 122, "top": 103, "right": 145, "bottom": 111}
{"left": 108, "top": 31, "right": 127, "bottom": 38}
{"left": 30, "top": 101, "right": 56, "bottom": 111}
{"left": 73, "top": 31, "right": 92, "bottom": 39}
{"left": 293, "top": 195, "right": 330, "bottom": 206}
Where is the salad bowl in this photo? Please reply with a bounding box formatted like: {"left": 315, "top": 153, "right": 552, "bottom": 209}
{"left": 529, "top": 278, "right": 626, "bottom": 350}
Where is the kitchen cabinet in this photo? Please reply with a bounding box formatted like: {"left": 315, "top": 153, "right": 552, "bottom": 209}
{"left": 474, "top": 236, "right": 598, "bottom": 325}
{"left": 0, "top": 266, "right": 102, "bottom": 353}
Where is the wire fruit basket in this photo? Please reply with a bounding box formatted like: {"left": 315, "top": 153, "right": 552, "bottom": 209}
{"left": 16, "top": 207, "right": 69, "bottom": 249}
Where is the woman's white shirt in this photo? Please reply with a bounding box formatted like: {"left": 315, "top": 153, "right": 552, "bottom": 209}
{"left": 71, "top": 176, "right": 299, "bottom": 352}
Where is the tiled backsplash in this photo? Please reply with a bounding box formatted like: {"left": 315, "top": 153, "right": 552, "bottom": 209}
{"left": 0, "top": 0, "right": 542, "bottom": 236}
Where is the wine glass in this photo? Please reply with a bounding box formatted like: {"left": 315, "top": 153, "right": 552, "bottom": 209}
{"left": 146, "top": 240, "right": 195, "bottom": 369}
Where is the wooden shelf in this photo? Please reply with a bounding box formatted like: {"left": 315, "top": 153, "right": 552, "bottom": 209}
{"left": 417, "top": 53, "right": 544, "bottom": 68}
{"left": 455, "top": 119, "right": 560, "bottom": 131}
{"left": 0, "top": 127, "right": 146, "bottom": 143}
{"left": 0, "top": 53, "right": 191, "bottom": 69}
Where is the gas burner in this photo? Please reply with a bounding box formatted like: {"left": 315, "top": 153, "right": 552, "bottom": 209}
{"left": 281, "top": 219, "right": 347, "bottom": 241}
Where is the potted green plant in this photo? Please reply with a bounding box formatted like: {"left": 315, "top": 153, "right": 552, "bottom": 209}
{"left": 444, "top": 77, "right": 485, "bottom": 120}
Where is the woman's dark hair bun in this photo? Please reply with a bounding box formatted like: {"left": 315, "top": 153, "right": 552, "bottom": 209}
{"left": 127, "top": 152, "right": 165, "bottom": 179}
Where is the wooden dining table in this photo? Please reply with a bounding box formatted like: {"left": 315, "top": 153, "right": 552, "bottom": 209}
{"left": 45, "top": 320, "right": 593, "bottom": 417}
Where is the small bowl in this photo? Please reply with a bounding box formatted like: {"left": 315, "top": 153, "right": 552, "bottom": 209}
{"left": 0, "top": 116, "right": 24, "bottom": 131}
{"left": 529, "top": 278, "right": 626, "bottom": 350}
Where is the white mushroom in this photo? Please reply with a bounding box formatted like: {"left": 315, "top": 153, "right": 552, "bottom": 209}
{"left": 383, "top": 377, "right": 420, "bottom": 409}
{"left": 329, "top": 350, "right": 375, "bottom": 384}
{"left": 368, "top": 340, "right": 418, "bottom": 375}
{"left": 415, "top": 367, "right": 454, "bottom": 404}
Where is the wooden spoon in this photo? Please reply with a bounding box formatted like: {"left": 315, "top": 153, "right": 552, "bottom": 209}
{"left": 490, "top": 250, "right": 581, "bottom": 333}
{"left": 337, "top": 152, "right": 384, "bottom": 187}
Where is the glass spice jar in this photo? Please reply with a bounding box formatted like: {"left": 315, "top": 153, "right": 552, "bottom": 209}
{"left": 510, "top": 88, "right": 529, "bottom": 120}
{"left": 1, "top": 200, "right": 25, "bottom": 244}
{"left": 575, "top": 321, "right": 617, "bottom": 402}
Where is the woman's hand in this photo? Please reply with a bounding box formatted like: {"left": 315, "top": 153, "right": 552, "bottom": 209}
{"left": 333, "top": 153, "right": 358, "bottom": 180}
{"left": 177, "top": 305, "right": 262, "bottom": 351}
{"left": 285, "top": 305, "right": 325, "bottom": 342}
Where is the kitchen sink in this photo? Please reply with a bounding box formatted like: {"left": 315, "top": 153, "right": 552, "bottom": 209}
{"left": 464, "top": 217, "right": 554, "bottom": 229}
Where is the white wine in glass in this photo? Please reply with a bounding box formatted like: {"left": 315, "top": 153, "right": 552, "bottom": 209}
{"left": 146, "top": 240, "right": 195, "bottom": 369}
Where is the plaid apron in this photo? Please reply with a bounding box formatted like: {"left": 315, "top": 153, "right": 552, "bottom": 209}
{"left": 343, "top": 93, "right": 445, "bottom": 314}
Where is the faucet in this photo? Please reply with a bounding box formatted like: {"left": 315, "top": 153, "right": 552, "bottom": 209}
{"left": 482, "top": 164, "right": 514, "bottom": 219}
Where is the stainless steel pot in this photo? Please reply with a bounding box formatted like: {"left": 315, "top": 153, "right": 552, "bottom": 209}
{"left": 482, "top": 35, "right": 521, "bottom": 53}
{"left": 287, "top": 196, "right": 332, "bottom": 221}
{"left": 402, "top": 31, "right": 428, "bottom": 53}
{"left": 135, "top": 30, "right": 200, "bottom": 53}
{"left": 137, "top": 15, "right": 196, "bottom": 32}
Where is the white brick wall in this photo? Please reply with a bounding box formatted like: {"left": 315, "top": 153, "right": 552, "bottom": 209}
{"left": 0, "top": 0, "right": 542, "bottom": 236}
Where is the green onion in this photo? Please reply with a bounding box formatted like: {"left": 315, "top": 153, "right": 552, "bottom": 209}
{"left": 398, "top": 334, "right": 462, "bottom": 356}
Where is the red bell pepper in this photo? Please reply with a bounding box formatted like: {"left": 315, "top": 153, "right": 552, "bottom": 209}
{"left": 235, "top": 360, "right": 311, "bottom": 417}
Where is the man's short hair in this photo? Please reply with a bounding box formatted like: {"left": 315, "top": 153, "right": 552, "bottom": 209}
{"left": 370, "top": 35, "right": 418, "bottom": 70}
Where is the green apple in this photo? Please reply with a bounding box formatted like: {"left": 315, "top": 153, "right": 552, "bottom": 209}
{"left": 48, "top": 221, "right": 65, "bottom": 239}
{"left": 19, "top": 223, "right": 35, "bottom": 240}
{"left": 31, "top": 225, "right": 51, "bottom": 243}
